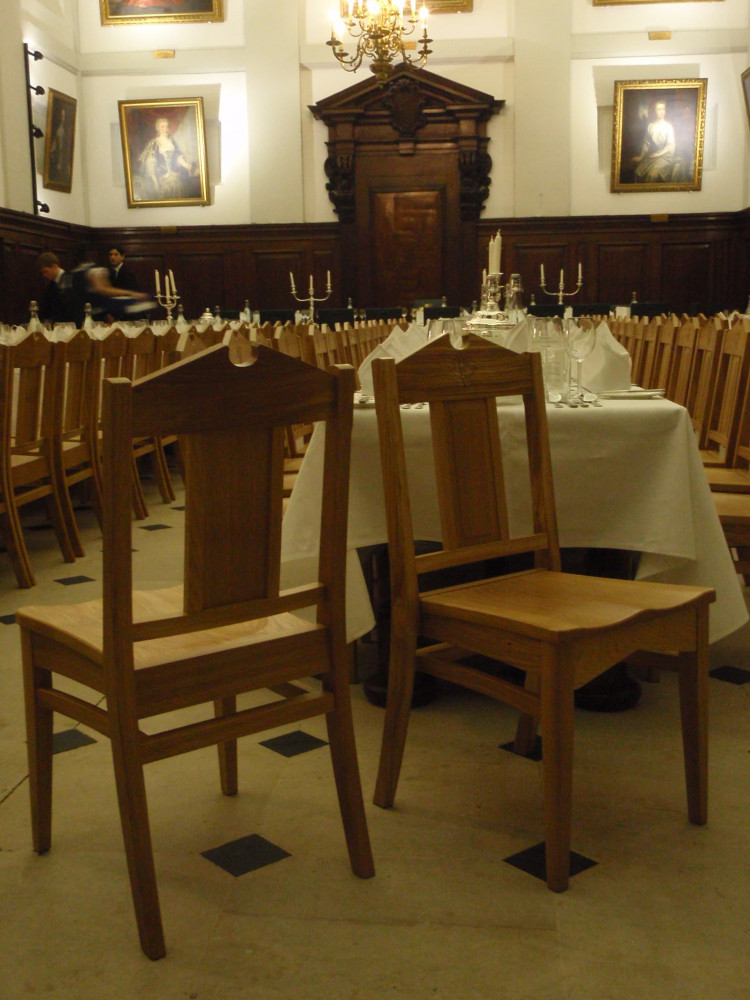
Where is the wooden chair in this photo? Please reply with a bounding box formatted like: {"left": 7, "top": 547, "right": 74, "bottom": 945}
{"left": 0, "top": 332, "right": 77, "bottom": 587}
{"left": 49, "top": 332, "right": 105, "bottom": 553}
{"left": 122, "top": 329, "right": 177, "bottom": 516}
{"left": 684, "top": 316, "right": 724, "bottom": 444}
{"left": 17, "top": 343, "right": 374, "bottom": 959}
{"left": 666, "top": 316, "right": 698, "bottom": 405}
{"left": 371, "top": 333, "right": 714, "bottom": 892}
{"left": 649, "top": 314, "right": 679, "bottom": 392}
{"left": 698, "top": 318, "right": 750, "bottom": 467}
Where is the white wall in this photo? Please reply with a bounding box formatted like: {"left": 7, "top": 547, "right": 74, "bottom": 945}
{"left": 2, "top": 0, "right": 747, "bottom": 229}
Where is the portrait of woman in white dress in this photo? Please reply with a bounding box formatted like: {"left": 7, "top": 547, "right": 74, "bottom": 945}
{"left": 119, "top": 98, "right": 209, "bottom": 208}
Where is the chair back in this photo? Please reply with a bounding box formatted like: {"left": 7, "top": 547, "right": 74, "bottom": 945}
{"left": 686, "top": 316, "right": 724, "bottom": 441}
{"left": 372, "top": 334, "right": 560, "bottom": 600}
{"left": 702, "top": 318, "right": 750, "bottom": 459}
{"left": 101, "top": 344, "right": 354, "bottom": 661}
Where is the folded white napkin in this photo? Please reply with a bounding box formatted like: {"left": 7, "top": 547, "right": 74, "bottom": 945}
{"left": 357, "top": 322, "right": 428, "bottom": 396}
{"left": 580, "top": 321, "right": 631, "bottom": 392}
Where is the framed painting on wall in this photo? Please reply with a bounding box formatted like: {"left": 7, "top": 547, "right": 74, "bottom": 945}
{"left": 42, "top": 89, "right": 77, "bottom": 193}
{"left": 742, "top": 67, "right": 750, "bottom": 131}
{"left": 118, "top": 97, "right": 209, "bottom": 208}
{"left": 100, "top": 1, "right": 223, "bottom": 27}
{"left": 611, "top": 79, "right": 707, "bottom": 193}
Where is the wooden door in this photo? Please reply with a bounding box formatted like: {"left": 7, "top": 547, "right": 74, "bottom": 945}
{"left": 371, "top": 190, "right": 443, "bottom": 308}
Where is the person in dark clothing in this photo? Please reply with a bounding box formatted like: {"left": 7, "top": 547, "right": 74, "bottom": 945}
{"left": 37, "top": 251, "right": 76, "bottom": 324}
{"left": 107, "top": 246, "right": 140, "bottom": 291}
{"left": 69, "top": 245, "right": 153, "bottom": 326}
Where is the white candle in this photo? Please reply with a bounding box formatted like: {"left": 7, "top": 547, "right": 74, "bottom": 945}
{"left": 559, "top": 269, "right": 564, "bottom": 287}
{"left": 577, "top": 262, "right": 582, "bottom": 283}
{"left": 155, "top": 270, "right": 161, "bottom": 296}
{"left": 326, "top": 270, "right": 331, "bottom": 290}
{"left": 482, "top": 268, "right": 487, "bottom": 286}
{"left": 290, "top": 271, "right": 296, "bottom": 293}
{"left": 496, "top": 230, "right": 502, "bottom": 275}
{"left": 309, "top": 274, "right": 314, "bottom": 294}
{"left": 540, "top": 264, "right": 545, "bottom": 285}
{"left": 169, "top": 269, "right": 177, "bottom": 296}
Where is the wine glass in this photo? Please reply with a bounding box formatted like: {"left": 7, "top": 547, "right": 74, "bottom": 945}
{"left": 564, "top": 319, "right": 596, "bottom": 399}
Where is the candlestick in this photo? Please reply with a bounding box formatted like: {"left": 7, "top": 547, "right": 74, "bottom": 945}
{"left": 290, "top": 271, "right": 332, "bottom": 324}
{"left": 539, "top": 261, "right": 583, "bottom": 306}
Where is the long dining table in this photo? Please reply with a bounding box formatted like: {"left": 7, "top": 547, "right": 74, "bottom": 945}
{"left": 281, "top": 392, "right": 748, "bottom": 647}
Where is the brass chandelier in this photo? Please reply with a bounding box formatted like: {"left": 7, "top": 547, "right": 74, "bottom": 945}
{"left": 328, "top": 1, "right": 432, "bottom": 86}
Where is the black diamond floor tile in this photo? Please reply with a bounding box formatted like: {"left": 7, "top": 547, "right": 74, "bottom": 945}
{"left": 55, "top": 575, "right": 96, "bottom": 586}
{"left": 499, "top": 736, "right": 543, "bottom": 761}
{"left": 504, "top": 841, "right": 597, "bottom": 882}
{"left": 52, "top": 729, "right": 97, "bottom": 754}
{"left": 202, "top": 834, "right": 290, "bottom": 876}
{"left": 259, "top": 730, "right": 328, "bottom": 757}
{"left": 710, "top": 665, "right": 750, "bottom": 685}
{"left": 0, "top": 614, "right": 16, "bottom": 625}
{"left": 138, "top": 523, "right": 171, "bottom": 532}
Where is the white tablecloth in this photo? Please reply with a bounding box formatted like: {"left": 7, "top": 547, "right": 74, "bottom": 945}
{"left": 281, "top": 397, "right": 748, "bottom": 644}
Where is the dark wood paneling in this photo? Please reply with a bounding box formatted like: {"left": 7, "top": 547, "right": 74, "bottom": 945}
{"left": 0, "top": 206, "right": 747, "bottom": 324}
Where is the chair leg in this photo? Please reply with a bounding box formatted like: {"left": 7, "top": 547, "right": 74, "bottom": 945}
{"left": 0, "top": 507, "right": 36, "bottom": 588}
{"left": 214, "top": 696, "right": 238, "bottom": 796}
{"left": 323, "top": 653, "right": 375, "bottom": 879}
{"left": 677, "top": 608, "right": 709, "bottom": 826}
{"left": 131, "top": 456, "right": 149, "bottom": 521}
{"left": 151, "top": 441, "right": 176, "bottom": 503}
{"left": 373, "top": 629, "right": 418, "bottom": 809}
{"left": 43, "top": 489, "right": 77, "bottom": 564}
{"left": 540, "top": 647, "right": 575, "bottom": 893}
{"left": 21, "top": 630, "right": 53, "bottom": 853}
{"left": 109, "top": 726, "right": 166, "bottom": 960}
{"left": 514, "top": 671, "right": 540, "bottom": 756}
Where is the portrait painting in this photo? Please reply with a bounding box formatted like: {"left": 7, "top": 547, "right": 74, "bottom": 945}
{"left": 100, "top": 0, "right": 223, "bottom": 27}
{"left": 42, "top": 89, "right": 77, "bottom": 194}
{"left": 743, "top": 67, "right": 750, "bottom": 131}
{"left": 118, "top": 97, "right": 209, "bottom": 208}
{"left": 611, "top": 79, "right": 707, "bottom": 194}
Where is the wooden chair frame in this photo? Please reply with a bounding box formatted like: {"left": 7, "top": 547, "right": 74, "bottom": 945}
{"left": 371, "top": 334, "right": 714, "bottom": 892}
{"left": 18, "top": 344, "right": 374, "bottom": 958}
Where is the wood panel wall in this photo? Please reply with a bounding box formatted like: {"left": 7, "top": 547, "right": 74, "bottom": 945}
{"left": 1, "top": 205, "right": 747, "bottom": 325}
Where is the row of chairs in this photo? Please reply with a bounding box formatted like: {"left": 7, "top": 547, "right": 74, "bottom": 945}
{"left": 0, "top": 318, "right": 400, "bottom": 587}
{"left": 611, "top": 311, "right": 750, "bottom": 581}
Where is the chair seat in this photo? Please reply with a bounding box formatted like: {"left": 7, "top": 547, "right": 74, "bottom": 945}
{"left": 421, "top": 569, "right": 714, "bottom": 643}
{"left": 18, "top": 584, "right": 325, "bottom": 678}
{"left": 707, "top": 467, "right": 750, "bottom": 492}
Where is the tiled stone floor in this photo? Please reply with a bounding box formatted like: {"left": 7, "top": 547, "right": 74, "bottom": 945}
{"left": 2, "top": 482, "right": 750, "bottom": 998}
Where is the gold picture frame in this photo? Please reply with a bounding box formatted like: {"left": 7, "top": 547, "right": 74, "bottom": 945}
{"left": 594, "top": 1, "right": 721, "bottom": 5}
{"left": 100, "top": 0, "right": 223, "bottom": 27}
{"left": 339, "top": 1, "right": 472, "bottom": 13}
{"left": 42, "top": 89, "right": 77, "bottom": 194}
{"left": 118, "top": 97, "right": 209, "bottom": 208}
{"left": 742, "top": 67, "right": 750, "bottom": 132}
{"left": 611, "top": 79, "right": 707, "bottom": 194}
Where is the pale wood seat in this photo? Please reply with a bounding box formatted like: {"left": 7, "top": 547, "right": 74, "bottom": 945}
{"left": 371, "top": 333, "right": 714, "bottom": 893}
{"left": 698, "top": 318, "right": 750, "bottom": 467}
{"left": 18, "top": 344, "right": 373, "bottom": 959}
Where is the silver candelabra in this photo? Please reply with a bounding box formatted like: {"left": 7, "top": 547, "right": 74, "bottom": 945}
{"left": 290, "top": 271, "right": 331, "bottom": 323}
{"left": 154, "top": 270, "right": 180, "bottom": 325}
{"left": 539, "top": 264, "right": 583, "bottom": 306}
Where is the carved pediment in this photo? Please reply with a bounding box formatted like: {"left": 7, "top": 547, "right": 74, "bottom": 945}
{"left": 310, "top": 64, "right": 504, "bottom": 131}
